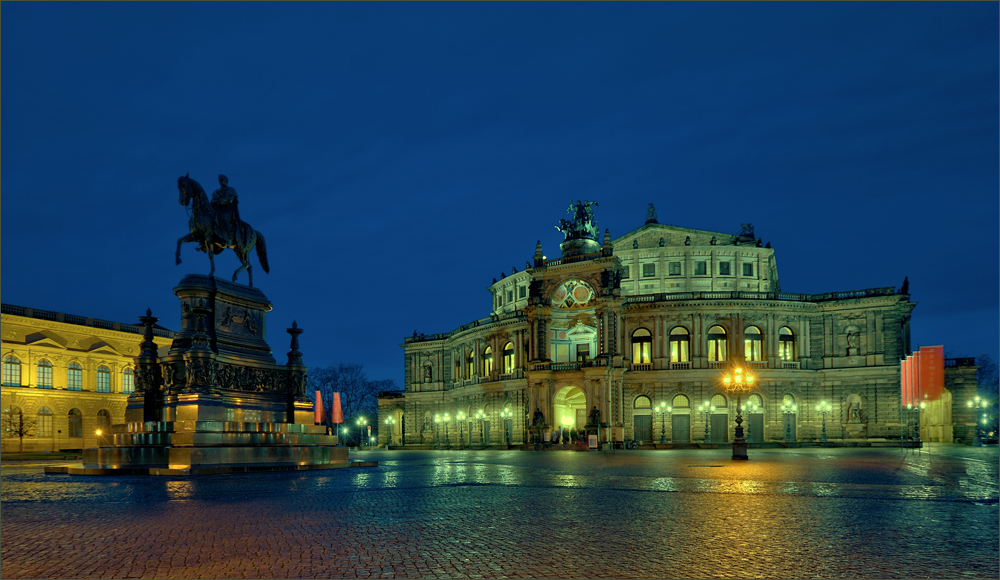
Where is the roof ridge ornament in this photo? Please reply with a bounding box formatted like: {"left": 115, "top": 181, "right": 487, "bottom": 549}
{"left": 645, "top": 203, "right": 658, "bottom": 225}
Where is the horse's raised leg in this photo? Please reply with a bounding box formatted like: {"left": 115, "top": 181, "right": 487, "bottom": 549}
{"left": 176, "top": 233, "right": 196, "bottom": 265}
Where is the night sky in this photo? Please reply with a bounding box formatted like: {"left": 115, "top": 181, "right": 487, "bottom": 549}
{"left": 3, "top": 3, "right": 997, "bottom": 388}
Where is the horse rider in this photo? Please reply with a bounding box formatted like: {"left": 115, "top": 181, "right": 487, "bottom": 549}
{"left": 211, "top": 174, "right": 241, "bottom": 247}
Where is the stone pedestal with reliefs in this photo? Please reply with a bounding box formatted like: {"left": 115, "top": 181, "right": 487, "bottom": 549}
{"left": 82, "top": 275, "right": 346, "bottom": 475}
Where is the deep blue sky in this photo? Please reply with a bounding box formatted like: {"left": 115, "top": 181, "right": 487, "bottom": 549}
{"left": 3, "top": 3, "right": 997, "bottom": 386}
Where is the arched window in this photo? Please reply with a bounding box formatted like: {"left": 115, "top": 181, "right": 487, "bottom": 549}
{"left": 37, "top": 407, "right": 53, "bottom": 437}
{"left": 707, "top": 325, "right": 727, "bottom": 362}
{"left": 122, "top": 368, "right": 135, "bottom": 394}
{"left": 669, "top": 327, "right": 690, "bottom": 362}
{"left": 744, "top": 326, "right": 763, "bottom": 362}
{"left": 68, "top": 363, "right": 83, "bottom": 391}
{"left": 779, "top": 327, "right": 796, "bottom": 361}
{"left": 3, "top": 406, "right": 24, "bottom": 438}
{"left": 634, "top": 395, "right": 651, "bottom": 409}
{"left": 465, "top": 351, "right": 474, "bottom": 379}
{"left": 2, "top": 355, "right": 21, "bottom": 386}
{"left": 672, "top": 394, "right": 690, "bottom": 408}
{"left": 97, "top": 409, "right": 111, "bottom": 432}
{"left": 502, "top": 342, "right": 515, "bottom": 374}
{"left": 37, "top": 359, "right": 53, "bottom": 388}
{"left": 96, "top": 365, "right": 111, "bottom": 393}
{"left": 748, "top": 394, "right": 763, "bottom": 407}
{"left": 68, "top": 409, "right": 83, "bottom": 438}
{"left": 631, "top": 328, "right": 652, "bottom": 364}
{"left": 711, "top": 394, "right": 727, "bottom": 408}
{"left": 482, "top": 346, "right": 493, "bottom": 376}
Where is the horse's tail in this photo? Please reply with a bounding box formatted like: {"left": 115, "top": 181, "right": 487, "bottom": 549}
{"left": 256, "top": 231, "right": 270, "bottom": 273}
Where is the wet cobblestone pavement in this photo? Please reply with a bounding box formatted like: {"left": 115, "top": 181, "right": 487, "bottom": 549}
{"left": 2, "top": 445, "right": 997, "bottom": 579}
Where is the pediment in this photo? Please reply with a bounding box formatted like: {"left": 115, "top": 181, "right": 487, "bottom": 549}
{"left": 88, "top": 341, "right": 121, "bottom": 355}
{"left": 613, "top": 224, "right": 737, "bottom": 249}
{"left": 24, "top": 332, "right": 67, "bottom": 349}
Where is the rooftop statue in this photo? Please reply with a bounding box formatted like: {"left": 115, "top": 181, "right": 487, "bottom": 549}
{"left": 555, "top": 200, "right": 599, "bottom": 241}
{"left": 645, "top": 203, "right": 658, "bottom": 225}
{"left": 176, "top": 174, "right": 270, "bottom": 286}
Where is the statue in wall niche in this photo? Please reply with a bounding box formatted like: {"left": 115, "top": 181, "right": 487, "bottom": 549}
{"left": 659, "top": 237, "right": 665, "bottom": 247}
{"left": 532, "top": 407, "right": 545, "bottom": 427}
{"left": 633, "top": 240, "right": 638, "bottom": 249}
{"left": 588, "top": 405, "right": 601, "bottom": 426}
{"left": 846, "top": 330, "right": 859, "bottom": 352}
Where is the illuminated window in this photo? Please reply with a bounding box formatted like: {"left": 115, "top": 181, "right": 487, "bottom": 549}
{"left": 742, "top": 263, "right": 753, "bottom": 276}
{"left": 68, "top": 363, "right": 83, "bottom": 391}
{"left": 454, "top": 359, "right": 461, "bottom": 382}
{"left": 631, "top": 328, "right": 652, "bottom": 364}
{"left": 672, "top": 394, "right": 689, "bottom": 408}
{"left": 668, "top": 262, "right": 681, "bottom": 276}
{"left": 503, "top": 342, "right": 515, "bottom": 373}
{"left": 719, "top": 262, "right": 731, "bottom": 276}
{"left": 96, "top": 366, "right": 111, "bottom": 393}
{"left": 68, "top": 409, "right": 83, "bottom": 438}
{"left": 642, "top": 263, "right": 656, "bottom": 278}
{"left": 37, "top": 407, "right": 53, "bottom": 437}
{"left": 466, "top": 351, "right": 474, "bottom": 379}
{"left": 482, "top": 346, "right": 493, "bottom": 376}
{"left": 782, "top": 394, "right": 796, "bottom": 408}
{"left": 37, "top": 359, "right": 53, "bottom": 388}
{"left": 2, "top": 355, "right": 21, "bottom": 386}
{"left": 575, "top": 343, "right": 590, "bottom": 362}
{"left": 634, "top": 396, "right": 651, "bottom": 409}
{"left": 694, "top": 261, "right": 707, "bottom": 276}
{"left": 779, "top": 327, "right": 796, "bottom": 361}
{"left": 711, "top": 394, "right": 727, "bottom": 408}
{"left": 707, "top": 325, "right": 727, "bottom": 362}
{"left": 97, "top": 409, "right": 111, "bottom": 432}
{"left": 744, "top": 326, "right": 763, "bottom": 361}
{"left": 669, "top": 327, "right": 690, "bottom": 362}
{"left": 748, "top": 394, "right": 763, "bottom": 408}
{"left": 122, "top": 368, "right": 135, "bottom": 394}
{"left": 3, "top": 406, "right": 24, "bottom": 438}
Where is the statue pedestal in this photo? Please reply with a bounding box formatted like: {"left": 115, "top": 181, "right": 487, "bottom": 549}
{"left": 76, "top": 276, "right": 350, "bottom": 475}
{"left": 844, "top": 422, "right": 868, "bottom": 441}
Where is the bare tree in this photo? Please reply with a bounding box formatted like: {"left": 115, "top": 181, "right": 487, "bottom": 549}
{"left": 976, "top": 354, "right": 999, "bottom": 397}
{"left": 2, "top": 409, "right": 36, "bottom": 461}
{"left": 306, "top": 364, "right": 396, "bottom": 445}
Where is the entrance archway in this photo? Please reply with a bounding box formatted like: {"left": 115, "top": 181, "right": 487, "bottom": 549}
{"left": 553, "top": 386, "right": 587, "bottom": 436}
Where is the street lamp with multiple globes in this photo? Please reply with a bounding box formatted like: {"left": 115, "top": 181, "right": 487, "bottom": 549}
{"left": 780, "top": 401, "right": 797, "bottom": 443}
{"left": 500, "top": 407, "right": 513, "bottom": 446}
{"left": 654, "top": 401, "right": 672, "bottom": 443}
{"left": 816, "top": 400, "right": 832, "bottom": 443}
{"left": 441, "top": 412, "right": 451, "bottom": 448}
{"left": 475, "top": 409, "right": 486, "bottom": 446}
{"left": 383, "top": 416, "right": 397, "bottom": 446}
{"left": 356, "top": 415, "right": 366, "bottom": 448}
{"left": 966, "top": 395, "right": 991, "bottom": 446}
{"left": 722, "top": 365, "right": 754, "bottom": 460}
{"left": 433, "top": 413, "right": 442, "bottom": 449}
{"left": 456, "top": 410, "right": 466, "bottom": 447}
{"left": 697, "top": 402, "right": 715, "bottom": 444}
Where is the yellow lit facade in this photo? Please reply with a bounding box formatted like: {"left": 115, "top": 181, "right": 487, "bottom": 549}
{"left": 1, "top": 305, "right": 174, "bottom": 452}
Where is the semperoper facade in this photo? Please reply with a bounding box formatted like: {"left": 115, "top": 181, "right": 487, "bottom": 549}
{"left": 384, "top": 202, "right": 978, "bottom": 447}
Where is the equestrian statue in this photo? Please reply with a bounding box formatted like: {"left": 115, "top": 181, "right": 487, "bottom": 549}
{"left": 176, "top": 174, "right": 269, "bottom": 286}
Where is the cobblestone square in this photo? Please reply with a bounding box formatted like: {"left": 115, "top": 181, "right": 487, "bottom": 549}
{"left": 2, "top": 445, "right": 997, "bottom": 579}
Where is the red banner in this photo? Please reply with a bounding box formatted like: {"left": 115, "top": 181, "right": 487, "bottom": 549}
{"left": 901, "top": 356, "right": 909, "bottom": 406}
{"left": 332, "top": 392, "right": 344, "bottom": 424}
{"left": 919, "top": 345, "right": 945, "bottom": 401}
{"left": 314, "top": 391, "right": 324, "bottom": 424}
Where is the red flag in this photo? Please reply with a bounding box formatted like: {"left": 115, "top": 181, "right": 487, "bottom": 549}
{"left": 900, "top": 357, "right": 909, "bottom": 406}
{"left": 314, "top": 391, "right": 324, "bottom": 424}
{"left": 912, "top": 351, "right": 923, "bottom": 404}
{"left": 920, "top": 345, "right": 945, "bottom": 401}
{"left": 332, "top": 392, "right": 344, "bottom": 424}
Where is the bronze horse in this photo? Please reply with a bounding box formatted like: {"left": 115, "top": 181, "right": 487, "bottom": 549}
{"left": 176, "top": 174, "right": 269, "bottom": 286}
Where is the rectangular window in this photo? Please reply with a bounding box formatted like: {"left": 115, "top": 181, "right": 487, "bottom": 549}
{"left": 642, "top": 263, "right": 656, "bottom": 278}
{"left": 518, "top": 286, "right": 526, "bottom": 299}
{"left": 668, "top": 262, "right": 681, "bottom": 276}
{"left": 122, "top": 371, "right": 134, "bottom": 394}
{"left": 695, "top": 261, "right": 707, "bottom": 276}
{"left": 623, "top": 266, "right": 631, "bottom": 279}
{"left": 742, "top": 263, "right": 753, "bottom": 276}
{"left": 575, "top": 344, "right": 590, "bottom": 362}
{"left": 2, "top": 361, "right": 20, "bottom": 386}
{"left": 719, "top": 262, "right": 731, "bottom": 276}
{"left": 507, "top": 290, "right": 513, "bottom": 303}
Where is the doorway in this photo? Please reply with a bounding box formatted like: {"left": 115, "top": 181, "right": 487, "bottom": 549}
{"left": 711, "top": 414, "right": 729, "bottom": 442}
{"left": 671, "top": 414, "right": 690, "bottom": 443}
{"left": 633, "top": 415, "right": 652, "bottom": 443}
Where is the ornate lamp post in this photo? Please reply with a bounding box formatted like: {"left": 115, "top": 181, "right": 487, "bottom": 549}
{"left": 697, "top": 402, "right": 714, "bottom": 444}
{"left": 433, "top": 413, "right": 441, "bottom": 449}
{"left": 356, "top": 415, "right": 366, "bottom": 448}
{"left": 722, "top": 366, "right": 754, "bottom": 460}
{"left": 655, "top": 401, "right": 672, "bottom": 443}
{"left": 456, "top": 410, "right": 466, "bottom": 447}
{"left": 780, "top": 401, "right": 797, "bottom": 443}
{"left": 442, "top": 412, "right": 451, "bottom": 448}
{"left": 967, "top": 396, "right": 990, "bottom": 446}
{"left": 500, "top": 407, "right": 513, "bottom": 446}
{"left": 744, "top": 402, "right": 759, "bottom": 447}
{"left": 915, "top": 401, "right": 926, "bottom": 444}
{"left": 383, "top": 416, "right": 396, "bottom": 446}
{"left": 475, "top": 409, "right": 486, "bottom": 446}
{"left": 816, "top": 400, "right": 832, "bottom": 443}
